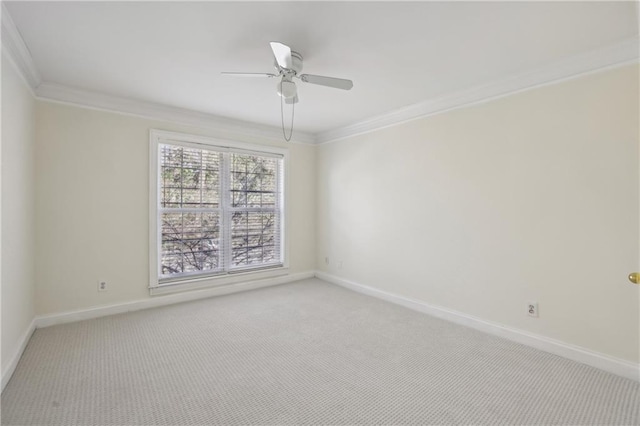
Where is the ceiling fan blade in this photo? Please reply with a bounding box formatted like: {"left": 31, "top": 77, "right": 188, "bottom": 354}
{"left": 299, "top": 74, "right": 353, "bottom": 90}
{"left": 221, "top": 72, "right": 277, "bottom": 78}
{"left": 285, "top": 95, "right": 299, "bottom": 105}
{"left": 270, "top": 42, "right": 293, "bottom": 69}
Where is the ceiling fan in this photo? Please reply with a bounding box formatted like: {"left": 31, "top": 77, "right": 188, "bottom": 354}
{"left": 222, "top": 42, "right": 354, "bottom": 105}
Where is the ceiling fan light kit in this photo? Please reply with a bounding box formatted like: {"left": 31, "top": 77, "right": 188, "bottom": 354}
{"left": 222, "top": 41, "right": 354, "bottom": 141}
{"left": 276, "top": 80, "right": 297, "bottom": 100}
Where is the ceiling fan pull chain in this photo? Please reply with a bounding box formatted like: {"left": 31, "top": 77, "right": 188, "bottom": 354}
{"left": 280, "top": 80, "right": 295, "bottom": 142}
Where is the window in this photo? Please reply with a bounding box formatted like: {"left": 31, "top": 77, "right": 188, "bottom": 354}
{"left": 150, "top": 130, "right": 286, "bottom": 291}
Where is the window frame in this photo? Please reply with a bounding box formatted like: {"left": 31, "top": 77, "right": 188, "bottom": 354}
{"left": 149, "top": 129, "right": 289, "bottom": 294}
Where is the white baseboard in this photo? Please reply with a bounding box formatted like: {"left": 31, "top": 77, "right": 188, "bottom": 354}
{"left": 315, "top": 271, "right": 639, "bottom": 382}
{"left": 36, "top": 271, "right": 315, "bottom": 328}
{"left": 2, "top": 317, "right": 36, "bottom": 392}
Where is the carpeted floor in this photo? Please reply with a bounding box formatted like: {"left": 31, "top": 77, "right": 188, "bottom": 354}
{"left": 2, "top": 278, "right": 638, "bottom": 425}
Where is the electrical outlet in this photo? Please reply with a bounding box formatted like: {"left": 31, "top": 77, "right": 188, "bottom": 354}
{"left": 325, "top": 257, "right": 330, "bottom": 265}
{"left": 98, "top": 280, "right": 108, "bottom": 292}
{"left": 527, "top": 301, "right": 538, "bottom": 317}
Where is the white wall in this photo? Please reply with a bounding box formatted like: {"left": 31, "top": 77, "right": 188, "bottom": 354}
{"left": 35, "top": 102, "right": 316, "bottom": 316}
{"left": 1, "top": 54, "right": 37, "bottom": 378}
{"left": 317, "top": 64, "right": 639, "bottom": 363}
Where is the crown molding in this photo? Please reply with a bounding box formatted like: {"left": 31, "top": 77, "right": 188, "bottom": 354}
{"left": 3, "top": 0, "right": 637, "bottom": 146}
{"left": 1, "top": 5, "right": 314, "bottom": 145}
{"left": 36, "top": 83, "right": 316, "bottom": 145}
{"left": 1, "top": 3, "right": 41, "bottom": 91}
{"left": 316, "top": 36, "right": 640, "bottom": 144}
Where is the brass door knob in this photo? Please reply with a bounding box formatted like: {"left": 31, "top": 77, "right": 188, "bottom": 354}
{"left": 629, "top": 273, "right": 639, "bottom": 284}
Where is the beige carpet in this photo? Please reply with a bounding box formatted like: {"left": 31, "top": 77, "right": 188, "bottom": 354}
{"left": 2, "top": 278, "right": 638, "bottom": 425}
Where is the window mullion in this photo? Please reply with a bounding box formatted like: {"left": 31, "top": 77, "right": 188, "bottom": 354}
{"left": 277, "top": 158, "right": 283, "bottom": 263}
{"left": 157, "top": 145, "right": 163, "bottom": 279}
{"left": 221, "top": 152, "right": 232, "bottom": 272}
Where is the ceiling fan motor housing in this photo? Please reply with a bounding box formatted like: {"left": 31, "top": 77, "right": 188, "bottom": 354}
{"left": 274, "top": 51, "right": 303, "bottom": 74}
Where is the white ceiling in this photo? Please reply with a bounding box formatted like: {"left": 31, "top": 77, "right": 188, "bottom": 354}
{"left": 4, "top": 1, "right": 639, "bottom": 136}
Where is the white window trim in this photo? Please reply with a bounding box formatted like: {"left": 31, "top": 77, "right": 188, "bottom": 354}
{"left": 149, "top": 129, "right": 289, "bottom": 295}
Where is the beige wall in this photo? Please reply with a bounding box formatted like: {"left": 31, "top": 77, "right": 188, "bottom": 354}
{"left": 317, "top": 64, "right": 640, "bottom": 363}
{"left": 1, "top": 55, "right": 37, "bottom": 376}
{"left": 35, "top": 102, "right": 316, "bottom": 315}
{"left": 7, "top": 58, "right": 639, "bottom": 368}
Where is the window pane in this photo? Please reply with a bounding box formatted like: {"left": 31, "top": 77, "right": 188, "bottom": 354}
{"left": 261, "top": 170, "right": 277, "bottom": 192}
{"left": 161, "top": 212, "right": 221, "bottom": 276}
{"left": 261, "top": 192, "right": 275, "bottom": 208}
{"left": 230, "top": 153, "right": 279, "bottom": 208}
{"left": 161, "top": 145, "right": 183, "bottom": 168}
{"left": 230, "top": 211, "right": 279, "bottom": 268}
{"left": 160, "top": 144, "right": 220, "bottom": 208}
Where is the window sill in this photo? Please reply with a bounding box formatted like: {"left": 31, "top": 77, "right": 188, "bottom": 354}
{"left": 149, "top": 266, "right": 289, "bottom": 296}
